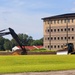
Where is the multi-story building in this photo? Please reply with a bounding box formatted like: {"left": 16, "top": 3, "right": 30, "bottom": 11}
{"left": 42, "top": 13, "right": 75, "bottom": 50}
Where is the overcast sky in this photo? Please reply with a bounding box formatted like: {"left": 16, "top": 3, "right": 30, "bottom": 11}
{"left": 0, "top": 0, "right": 75, "bottom": 39}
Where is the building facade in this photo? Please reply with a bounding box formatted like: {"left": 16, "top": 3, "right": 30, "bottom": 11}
{"left": 42, "top": 13, "right": 75, "bottom": 50}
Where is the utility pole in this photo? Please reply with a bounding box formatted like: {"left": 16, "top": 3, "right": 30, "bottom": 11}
{"left": 49, "top": 20, "right": 51, "bottom": 50}
{"left": 66, "top": 18, "right": 68, "bottom": 44}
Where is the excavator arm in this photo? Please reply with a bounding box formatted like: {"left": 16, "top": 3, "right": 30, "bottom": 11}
{"left": 0, "top": 28, "right": 27, "bottom": 55}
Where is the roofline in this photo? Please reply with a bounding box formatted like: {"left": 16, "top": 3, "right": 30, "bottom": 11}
{"left": 42, "top": 13, "right": 75, "bottom": 20}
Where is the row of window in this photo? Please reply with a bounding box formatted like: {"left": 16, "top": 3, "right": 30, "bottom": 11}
{"left": 45, "top": 36, "right": 74, "bottom": 41}
{"left": 45, "top": 19, "right": 74, "bottom": 24}
{"left": 46, "top": 45, "right": 63, "bottom": 49}
{"left": 47, "top": 28, "right": 74, "bottom": 33}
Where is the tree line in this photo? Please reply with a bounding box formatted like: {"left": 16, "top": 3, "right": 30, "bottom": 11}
{"left": 0, "top": 34, "right": 43, "bottom": 51}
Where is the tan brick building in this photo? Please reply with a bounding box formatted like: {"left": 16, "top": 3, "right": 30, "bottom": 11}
{"left": 42, "top": 13, "right": 75, "bottom": 50}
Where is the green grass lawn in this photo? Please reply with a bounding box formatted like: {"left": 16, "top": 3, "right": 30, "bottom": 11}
{"left": 0, "top": 55, "right": 75, "bottom": 73}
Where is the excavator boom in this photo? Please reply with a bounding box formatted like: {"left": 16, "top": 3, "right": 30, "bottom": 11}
{"left": 0, "top": 28, "right": 27, "bottom": 55}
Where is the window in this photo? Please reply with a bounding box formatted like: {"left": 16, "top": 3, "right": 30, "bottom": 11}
{"left": 65, "top": 37, "right": 66, "bottom": 40}
{"left": 68, "top": 19, "right": 70, "bottom": 23}
{"left": 51, "top": 45, "right": 53, "bottom": 48}
{"left": 48, "top": 37, "right": 49, "bottom": 40}
{"left": 61, "top": 45, "right": 63, "bottom": 48}
{"left": 57, "top": 20, "right": 59, "bottom": 24}
{"left": 54, "top": 37, "right": 56, "bottom": 40}
{"left": 51, "top": 37, "right": 53, "bottom": 40}
{"left": 54, "top": 20, "right": 56, "bottom": 24}
{"left": 58, "top": 29, "right": 60, "bottom": 32}
{"left": 48, "top": 45, "right": 49, "bottom": 48}
{"left": 61, "top": 29, "right": 63, "bottom": 31}
{"left": 48, "top": 29, "right": 49, "bottom": 32}
{"left": 64, "top": 19, "right": 66, "bottom": 23}
{"left": 61, "top": 37, "right": 63, "bottom": 40}
{"left": 48, "top": 21, "right": 49, "bottom": 24}
{"left": 58, "top": 45, "right": 60, "bottom": 48}
{"left": 68, "top": 28, "right": 70, "bottom": 31}
{"left": 51, "top": 29, "right": 53, "bottom": 32}
{"left": 54, "top": 45, "right": 56, "bottom": 48}
{"left": 51, "top": 21, "right": 52, "bottom": 24}
{"left": 54, "top": 29, "right": 56, "bottom": 32}
{"left": 58, "top": 37, "right": 60, "bottom": 40}
{"left": 68, "top": 37, "right": 70, "bottom": 39}
{"left": 72, "top": 37, "right": 74, "bottom": 39}
{"left": 64, "top": 28, "right": 66, "bottom": 31}
{"left": 72, "top": 28, "right": 74, "bottom": 31}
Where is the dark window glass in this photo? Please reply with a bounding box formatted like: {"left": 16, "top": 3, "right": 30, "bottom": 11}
{"left": 72, "top": 37, "right": 74, "bottom": 39}
{"left": 54, "top": 45, "right": 56, "bottom": 48}
{"left": 68, "top": 37, "right": 70, "bottom": 39}
{"left": 61, "top": 29, "right": 63, "bottom": 31}
{"left": 51, "top": 29, "right": 53, "bottom": 32}
{"left": 51, "top": 45, "right": 53, "bottom": 48}
{"left": 51, "top": 37, "right": 53, "bottom": 40}
{"left": 48, "top": 37, "right": 49, "bottom": 40}
{"left": 65, "top": 37, "right": 66, "bottom": 39}
{"left": 48, "top": 45, "right": 49, "bottom": 48}
{"left": 64, "top": 19, "right": 66, "bottom": 23}
{"left": 65, "top": 28, "right": 66, "bottom": 31}
{"left": 54, "top": 20, "right": 56, "bottom": 24}
{"left": 61, "top": 37, "right": 63, "bottom": 40}
{"left": 48, "top": 29, "right": 49, "bottom": 32}
{"left": 72, "top": 28, "right": 74, "bottom": 31}
{"left": 58, "top": 37, "right": 60, "bottom": 40}
{"left": 58, "top": 45, "right": 60, "bottom": 48}
{"left": 61, "top": 45, "right": 63, "bottom": 48}
{"left": 54, "top": 37, "right": 56, "bottom": 40}
{"left": 54, "top": 29, "right": 56, "bottom": 32}
{"left": 58, "top": 29, "right": 60, "bottom": 32}
{"left": 68, "top": 28, "right": 70, "bottom": 31}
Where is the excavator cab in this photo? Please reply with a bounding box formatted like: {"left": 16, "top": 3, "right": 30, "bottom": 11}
{"left": 63, "top": 43, "right": 74, "bottom": 54}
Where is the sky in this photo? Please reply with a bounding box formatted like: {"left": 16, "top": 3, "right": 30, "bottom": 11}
{"left": 0, "top": 0, "right": 75, "bottom": 40}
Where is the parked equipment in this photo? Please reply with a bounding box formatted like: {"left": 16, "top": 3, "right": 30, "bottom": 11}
{"left": 63, "top": 43, "right": 74, "bottom": 54}
{"left": 0, "top": 28, "right": 27, "bottom": 55}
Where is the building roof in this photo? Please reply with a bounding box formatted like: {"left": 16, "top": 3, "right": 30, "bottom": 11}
{"left": 17, "top": 46, "right": 43, "bottom": 50}
{"left": 42, "top": 13, "right": 75, "bottom": 20}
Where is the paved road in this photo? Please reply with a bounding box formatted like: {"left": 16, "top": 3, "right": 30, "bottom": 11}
{"left": 1, "top": 70, "right": 75, "bottom": 75}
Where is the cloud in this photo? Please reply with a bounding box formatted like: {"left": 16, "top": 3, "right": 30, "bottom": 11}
{"left": 0, "top": 7, "right": 51, "bottom": 40}
{"left": 0, "top": 0, "right": 55, "bottom": 39}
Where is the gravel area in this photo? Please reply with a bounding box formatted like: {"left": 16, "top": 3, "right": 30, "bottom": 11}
{"left": 1, "top": 70, "right": 75, "bottom": 75}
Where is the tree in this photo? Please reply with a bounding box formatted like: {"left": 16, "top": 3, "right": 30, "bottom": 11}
{"left": 0, "top": 37, "right": 5, "bottom": 50}
{"left": 4, "top": 39, "right": 12, "bottom": 50}
{"left": 18, "top": 33, "right": 33, "bottom": 46}
{"left": 11, "top": 39, "right": 18, "bottom": 47}
{"left": 31, "top": 38, "right": 43, "bottom": 46}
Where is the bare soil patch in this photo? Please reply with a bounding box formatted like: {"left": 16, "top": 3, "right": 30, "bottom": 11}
{"left": 1, "top": 70, "right": 75, "bottom": 75}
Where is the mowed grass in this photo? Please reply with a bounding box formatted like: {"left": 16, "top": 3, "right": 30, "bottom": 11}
{"left": 0, "top": 55, "right": 75, "bottom": 73}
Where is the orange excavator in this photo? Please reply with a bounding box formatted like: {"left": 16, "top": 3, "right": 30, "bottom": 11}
{"left": 0, "top": 28, "right": 27, "bottom": 55}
